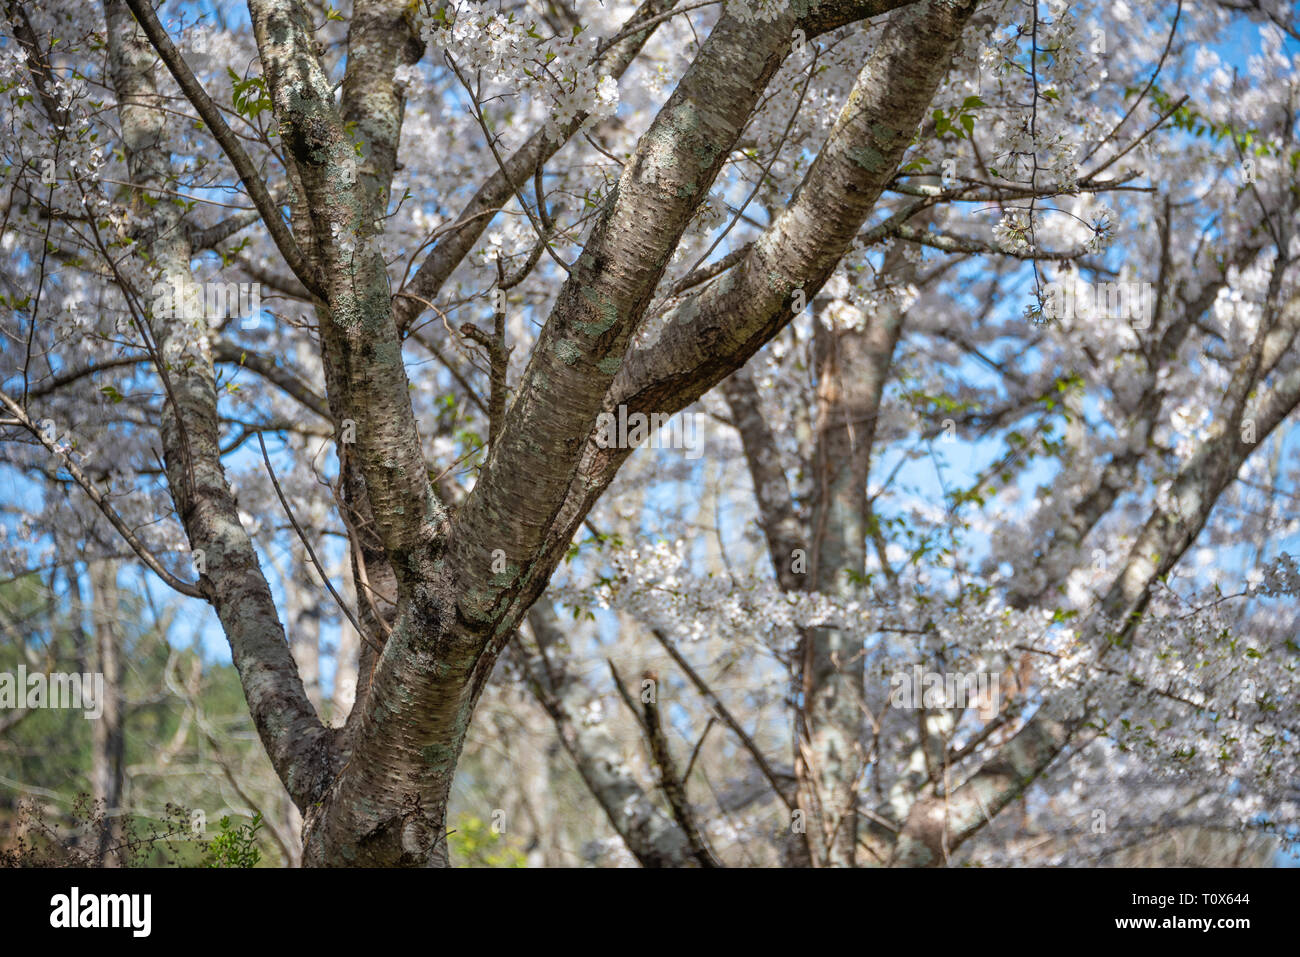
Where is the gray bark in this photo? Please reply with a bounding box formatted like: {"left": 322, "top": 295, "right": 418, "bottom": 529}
{"left": 89, "top": 559, "right": 124, "bottom": 867}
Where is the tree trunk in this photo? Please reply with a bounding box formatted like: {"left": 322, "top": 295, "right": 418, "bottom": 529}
{"left": 89, "top": 559, "right": 124, "bottom": 867}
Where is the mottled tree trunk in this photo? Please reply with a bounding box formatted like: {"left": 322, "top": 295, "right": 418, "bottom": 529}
{"left": 89, "top": 560, "right": 124, "bottom": 867}
{"left": 798, "top": 292, "right": 905, "bottom": 866}
{"left": 106, "top": 0, "right": 979, "bottom": 867}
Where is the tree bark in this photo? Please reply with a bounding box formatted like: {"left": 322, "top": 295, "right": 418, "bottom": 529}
{"left": 89, "top": 559, "right": 124, "bottom": 867}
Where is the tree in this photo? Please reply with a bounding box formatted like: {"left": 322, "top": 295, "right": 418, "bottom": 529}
{"left": 1, "top": 0, "right": 1296, "bottom": 866}
{"left": 0, "top": 564, "right": 302, "bottom": 867}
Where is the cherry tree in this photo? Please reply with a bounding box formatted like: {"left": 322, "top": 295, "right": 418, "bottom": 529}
{"left": 1, "top": 0, "right": 1296, "bottom": 866}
